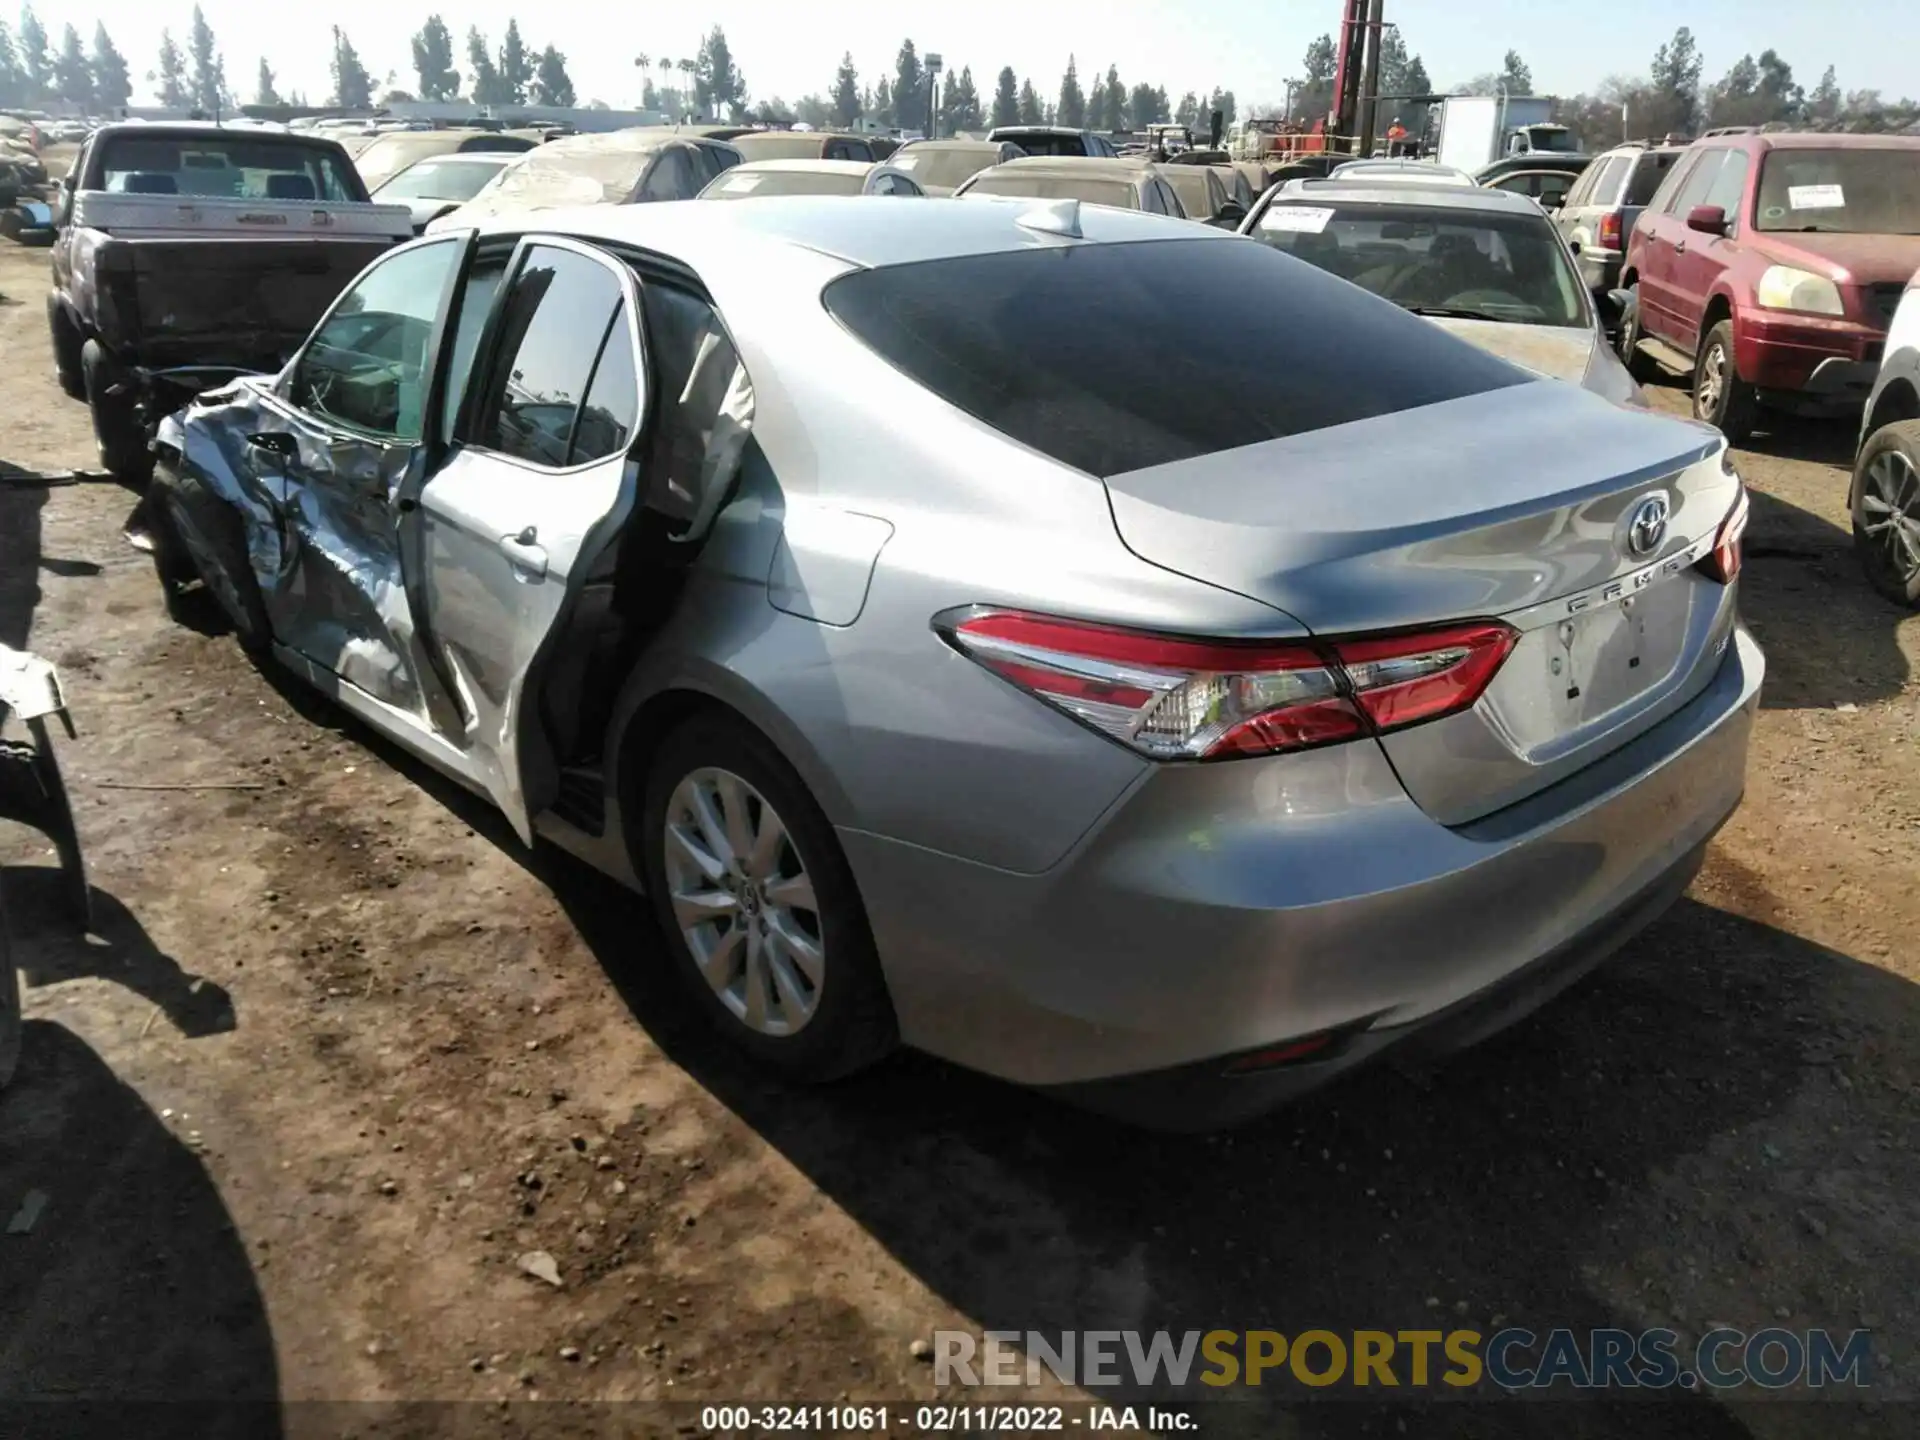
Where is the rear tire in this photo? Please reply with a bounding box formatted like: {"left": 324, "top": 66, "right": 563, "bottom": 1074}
{"left": 1693, "top": 320, "right": 1759, "bottom": 444}
{"left": 48, "top": 305, "right": 84, "bottom": 400}
{"left": 1614, "top": 285, "right": 1660, "bottom": 384}
{"left": 81, "top": 339, "right": 153, "bottom": 485}
{"left": 1852, "top": 419, "right": 1920, "bottom": 609}
{"left": 638, "top": 714, "right": 897, "bottom": 1083}
{"left": 149, "top": 464, "right": 273, "bottom": 653}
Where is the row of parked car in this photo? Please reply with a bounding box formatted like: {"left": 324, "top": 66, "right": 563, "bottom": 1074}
{"left": 26, "top": 112, "right": 1915, "bottom": 1126}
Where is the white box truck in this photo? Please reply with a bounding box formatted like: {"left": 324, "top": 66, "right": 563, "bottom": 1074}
{"left": 1435, "top": 95, "right": 1577, "bottom": 172}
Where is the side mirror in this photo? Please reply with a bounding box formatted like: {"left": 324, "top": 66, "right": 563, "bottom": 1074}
{"left": 1685, "top": 204, "right": 1727, "bottom": 236}
{"left": 1215, "top": 200, "right": 1247, "bottom": 225}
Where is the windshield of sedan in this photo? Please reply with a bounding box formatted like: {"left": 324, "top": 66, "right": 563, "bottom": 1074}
{"left": 94, "top": 135, "right": 361, "bottom": 200}
{"left": 888, "top": 147, "right": 1002, "bottom": 189}
{"left": 962, "top": 174, "right": 1137, "bottom": 209}
{"left": 374, "top": 156, "right": 510, "bottom": 202}
{"left": 1250, "top": 201, "right": 1588, "bottom": 327}
{"left": 1754, "top": 148, "right": 1920, "bottom": 235}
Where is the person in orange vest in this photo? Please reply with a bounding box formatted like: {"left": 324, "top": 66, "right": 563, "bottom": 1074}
{"left": 1386, "top": 116, "right": 1408, "bottom": 155}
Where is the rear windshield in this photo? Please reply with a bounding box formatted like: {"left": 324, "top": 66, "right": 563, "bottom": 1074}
{"left": 1754, "top": 148, "right": 1920, "bottom": 235}
{"left": 823, "top": 239, "right": 1527, "bottom": 477}
{"left": 1161, "top": 169, "right": 1218, "bottom": 215}
{"left": 94, "top": 135, "right": 361, "bottom": 201}
{"left": 1250, "top": 200, "right": 1588, "bottom": 327}
{"left": 890, "top": 147, "right": 1002, "bottom": 189}
{"left": 705, "top": 168, "right": 866, "bottom": 198}
{"left": 994, "top": 133, "right": 1090, "bottom": 157}
{"left": 730, "top": 135, "right": 829, "bottom": 161}
{"left": 1624, "top": 151, "right": 1678, "bottom": 207}
{"left": 963, "top": 174, "right": 1137, "bottom": 209}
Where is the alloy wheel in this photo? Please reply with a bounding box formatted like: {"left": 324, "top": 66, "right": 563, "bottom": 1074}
{"left": 1861, "top": 448, "right": 1920, "bottom": 585}
{"left": 1696, "top": 343, "right": 1725, "bottom": 420}
{"left": 662, "top": 766, "right": 825, "bottom": 1037}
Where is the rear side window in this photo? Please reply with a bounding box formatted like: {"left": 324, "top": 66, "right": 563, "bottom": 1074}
{"left": 1624, "top": 152, "right": 1678, "bottom": 206}
{"left": 824, "top": 239, "right": 1528, "bottom": 478}
{"left": 1586, "top": 156, "right": 1628, "bottom": 206}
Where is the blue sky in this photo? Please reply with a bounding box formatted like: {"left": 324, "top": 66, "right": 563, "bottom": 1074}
{"left": 61, "top": 1, "right": 1916, "bottom": 111}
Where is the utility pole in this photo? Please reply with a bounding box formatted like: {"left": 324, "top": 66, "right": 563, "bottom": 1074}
{"left": 925, "top": 53, "right": 943, "bottom": 139}
{"left": 1356, "top": 0, "right": 1386, "bottom": 154}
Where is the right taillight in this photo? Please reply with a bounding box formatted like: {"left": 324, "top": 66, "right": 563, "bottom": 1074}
{"left": 938, "top": 610, "right": 1516, "bottom": 762}
{"left": 1599, "top": 211, "right": 1623, "bottom": 249}
{"left": 1699, "top": 486, "right": 1750, "bottom": 584}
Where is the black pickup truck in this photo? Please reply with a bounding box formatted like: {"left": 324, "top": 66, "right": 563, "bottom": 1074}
{"left": 45, "top": 123, "right": 413, "bottom": 482}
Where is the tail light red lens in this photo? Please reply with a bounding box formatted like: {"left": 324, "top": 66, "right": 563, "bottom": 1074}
{"left": 941, "top": 610, "right": 1517, "bottom": 761}
{"left": 1599, "top": 211, "right": 1623, "bottom": 249}
{"left": 1699, "top": 486, "right": 1749, "bottom": 584}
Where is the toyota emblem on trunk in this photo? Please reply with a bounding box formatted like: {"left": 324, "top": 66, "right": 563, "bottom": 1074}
{"left": 1627, "top": 494, "right": 1670, "bottom": 557}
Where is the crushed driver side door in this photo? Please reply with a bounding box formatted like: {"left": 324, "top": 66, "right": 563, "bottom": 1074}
{"left": 247, "top": 234, "right": 475, "bottom": 744}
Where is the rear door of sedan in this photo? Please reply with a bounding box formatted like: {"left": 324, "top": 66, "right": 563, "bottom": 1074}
{"left": 415, "top": 238, "right": 648, "bottom": 844}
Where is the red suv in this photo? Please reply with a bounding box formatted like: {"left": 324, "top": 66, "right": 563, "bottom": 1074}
{"left": 1616, "top": 131, "right": 1920, "bottom": 441}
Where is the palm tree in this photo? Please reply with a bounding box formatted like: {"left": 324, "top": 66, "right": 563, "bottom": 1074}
{"left": 678, "top": 57, "right": 697, "bottom": 115}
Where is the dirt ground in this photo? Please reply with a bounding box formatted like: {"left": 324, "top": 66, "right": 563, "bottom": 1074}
{"left": 1, "top": 227, "right": 1917, "bottom": 1440}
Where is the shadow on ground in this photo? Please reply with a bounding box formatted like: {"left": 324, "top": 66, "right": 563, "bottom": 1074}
{"left": 4, "top": 869, "right": 236, "bottom": 1039}
{"left": 0, "top": 1018, "right": 279, "bottom": 1433}
{"left": 1740, "top": 486, "right": 1909, "bottom": 710}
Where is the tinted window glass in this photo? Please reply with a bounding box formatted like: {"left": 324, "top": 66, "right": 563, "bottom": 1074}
{"left": 637, "top": 286, "right": 752, "bottom": 532}
{"left": 571, "top": 301, "right": 640, "bottom": 464}
{"left": 1702, "top": 149, "right": 1749, "bottom": 224}
{"left": 290, "top": 240, "right": 460, "bottom": 440}
{"left": 824, "top": 239, "right": 1528, "bottom": 478}
{"left": 475, "top": 246, "right": 625, "bottom": 468}
{"left": 1624, "top": 151, "right": 1677, "bottom": 206}
{"left": 639, "top": 149, "right": 693, "bottom": 201}
{"left": 1138, "top": 179, "right": 1164, "bottom": 214}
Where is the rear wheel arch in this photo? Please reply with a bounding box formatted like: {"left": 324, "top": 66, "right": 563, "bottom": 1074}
{"left": 1866, "top": 376, "right": 1920, "bottom": 440}
{"left": 611, "top": 678, "right": 855, "bottom": 867}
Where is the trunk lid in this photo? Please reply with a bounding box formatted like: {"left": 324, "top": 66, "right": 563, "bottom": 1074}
{"left": 1103, "top": 381, "right": 1742, "bottom": 824}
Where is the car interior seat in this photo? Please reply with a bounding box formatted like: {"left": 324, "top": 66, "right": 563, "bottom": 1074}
{"left": 266, "top": 173, "right": 318, "bottom": 201}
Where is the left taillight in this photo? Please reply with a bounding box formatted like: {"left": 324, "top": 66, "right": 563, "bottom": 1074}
{"left": 938, "top": 610, "right": 1517, "bottom": 762}
{"left": 1699, "top": 485, "right": 1749, "bottom": 585}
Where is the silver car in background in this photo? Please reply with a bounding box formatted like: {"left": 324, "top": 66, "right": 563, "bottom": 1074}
{"left": 1243, "top": 181, "right": 1645, "bottom": 404}
{"left": 148, "top": 197, "right": 1761, "bottom": 1129}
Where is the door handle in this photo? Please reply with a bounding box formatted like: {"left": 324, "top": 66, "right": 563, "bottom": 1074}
{"left": 498, "top": 526, "right": 548, "bottom": 579}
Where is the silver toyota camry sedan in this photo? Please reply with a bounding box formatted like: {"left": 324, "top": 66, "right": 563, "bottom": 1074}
{"left": 148, "top": 196, "right": 1763, "bottom": 1129}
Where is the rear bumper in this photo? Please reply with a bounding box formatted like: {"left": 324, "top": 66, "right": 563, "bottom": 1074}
{"left": 1577, "top": 249, "right": 1623, "bottom": 295}
{"left": 1737, "top": 310, "right": 1885, "bottom": 402}
{"left": 844, "top": 623, "right": 1763, "bottom": 1115}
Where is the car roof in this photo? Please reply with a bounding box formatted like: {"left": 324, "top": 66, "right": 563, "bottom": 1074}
{"left": 731, "top": 130, "right": 871, "bottom": 147}
{"left": 728, "top": 158, "right": 876, "bottom": 176}
{"left": 546, "top": 128, "right": 725, "bottom": 157}
{"left": 1727, "top": 131, "right": 1920, "bottom": 152}
{"left": 1269, "top": 181, "right": 1546, "bottom": 215}
{"left": 988, "top": 125, "right": 1094, "bottom": 135}
{"left": 85, "top": 121, "right": 344, "bottom": 147}
{"left": 1332, "top": 159, "right": 1476, "bottom": 181}
{"left": 461, "top": 192, "right": 1231, "bottom": 271}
